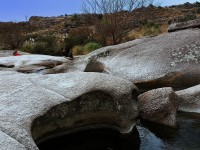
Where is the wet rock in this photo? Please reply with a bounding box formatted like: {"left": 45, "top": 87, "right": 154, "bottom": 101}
{"left": 176, "top": 84, "right": 200, "bottom": 113}
{"left": 168, "top": 18, "right": 200, "bottom": 32}
{"left": 0, "top": 71, "right": 138, "bottom": 149}
{"left": 138, "top": 87, "right": 179, "bottom": 127}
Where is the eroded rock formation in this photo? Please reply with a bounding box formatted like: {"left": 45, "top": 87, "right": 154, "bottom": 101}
{"left": 0, "top": 71, "right": 138, "bottom": 149}
{"left": 138, "top": 87, "right": 179, "bottom": 127}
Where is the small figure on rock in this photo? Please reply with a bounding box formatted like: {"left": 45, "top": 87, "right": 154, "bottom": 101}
{"left": 62, "top": 47, "right": 73, "bottom": 60}
{"left": 13, "top": 50, "right": 21, "bottom": 56}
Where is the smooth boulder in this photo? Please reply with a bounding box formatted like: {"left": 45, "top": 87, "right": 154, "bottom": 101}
{"left": 176, "top": 84, "right": 200, "bottom": 113}
{"left": 138, "top": 87, "right": 179, "bottom": 127}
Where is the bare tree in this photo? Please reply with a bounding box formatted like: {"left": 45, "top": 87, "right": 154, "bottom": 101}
{"left": 82, "top": 0, "right": 153, "bottom": 45}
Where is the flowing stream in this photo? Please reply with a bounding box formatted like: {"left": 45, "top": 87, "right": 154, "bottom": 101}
{"left": 38, "top": 112, "right": 200, "bottom": 150}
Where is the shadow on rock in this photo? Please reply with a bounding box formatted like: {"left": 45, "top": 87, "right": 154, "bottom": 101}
{"left": 38, "top": 127, "right": 140, "bottom": 150}
{"left": 140, "top": 119, "right": 178, "bottom": 140}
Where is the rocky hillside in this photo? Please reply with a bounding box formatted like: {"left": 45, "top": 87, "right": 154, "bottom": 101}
{"left": 27, "top": 2, "right": 200, "bottom": 36}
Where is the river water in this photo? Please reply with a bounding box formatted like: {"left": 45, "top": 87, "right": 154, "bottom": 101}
{"left": 138, "top": 112, "right": 200, "bottom": 150}
{"left": 38, "top": 112, "right": 200, "bottom": 150}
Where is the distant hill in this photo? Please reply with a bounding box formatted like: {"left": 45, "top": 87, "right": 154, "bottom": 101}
{"left": 26, "top": 2, "right": 200, "bottom": 36}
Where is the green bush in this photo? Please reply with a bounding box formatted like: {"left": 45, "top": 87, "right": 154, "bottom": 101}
{"left": 141, "top": 20, "right": 161, "bottom": 36}
{"left": 33, "top": 42, "right": 46, "bottom": 54}
{"left": 181, "top": 15, "right": 197, "bottom": 22}
{"left": 84, "top": 42, "right": 102, "bottom": 53}
{"left": 21, "top": 42, "right": 35, "bottom": 52}
{"left": 21, "top": 35, "right": 62, "bottom": 56}
{"left": 63, "top": 36, "right": 89, "bottom": 50}
{"left": 197, "top": 8, "right": 200, "bottom": 14}
{"left": 142, "top": 20, "right": 160, "bottom": 29}
{"left": 71, "top": 14, "right": 78, "bottom": 22}
{"left": 72, "top": 45, "right": 85, "bottom": 55}
{"left": 195, "top": 2, "right": 200, "bottom": 7}
{"left": 72, "top": 42, "right": 101, "bottom": 56}
{"left": 22, "top": 41, "right": 47, "bottom": 54}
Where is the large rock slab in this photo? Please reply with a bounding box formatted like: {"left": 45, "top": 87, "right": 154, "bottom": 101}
{"left": 138, "top": 87, "right": 179, "bottom": 127}
{"left": 168, "top": 18, "right": 200, "bottom": 32}
{"left": 0, "top": 55, "right": 68, "bottom": 74}
{"left": 176, "top": 84, "right": 200, "bottom": 113}
{"left": 0, "top": 131, "right": 26, "bottom": 150}
{"left": 0, "top": 50, "right": 14, "bottom": 57}
{"left": 0, "top": 71, "right": 138, "bottom": 149}
{"left": 81, "top": 29, "right": 200, "bottom": 91}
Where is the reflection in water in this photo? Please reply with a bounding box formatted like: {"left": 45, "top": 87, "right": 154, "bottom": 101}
{"left": 38, "top": 112, "right": 200, "bottom": 150}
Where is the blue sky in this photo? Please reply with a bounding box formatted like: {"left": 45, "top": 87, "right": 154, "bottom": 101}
{"left": 0, "top": 0, "right": 199, "bottom": 22}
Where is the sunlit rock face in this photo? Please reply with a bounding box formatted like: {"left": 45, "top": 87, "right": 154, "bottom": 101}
{"left": 176, "top": 84, "right": 200, "bottom": 113}
{"left": 83, "top": 29, "right": 200, "bottom": 91}
{"left": 0, "top": 71, "right": 138, "bottom": 149}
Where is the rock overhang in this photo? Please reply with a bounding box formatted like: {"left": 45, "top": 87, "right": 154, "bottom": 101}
{"left": 0, "top": 71, "right": 138, "bottom": 149}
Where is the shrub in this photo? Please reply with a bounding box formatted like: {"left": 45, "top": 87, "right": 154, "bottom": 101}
{"left": 125, "top": 24, "right": 167, "bottom": 42}
{"left": 22, "top": 41, "right": 46, "bottom": 54}
{"left": 21, "top": 42, "right": 35, "bottom": 52}
{"left": 180, "top": 15, "right": 197, "bottom": 22}
{"left": 63, "top": 35, "right": 89, "bottom": 50}
{"left": 71, "top": 14, "right": 78, "bottom": 22}
{"left": 21, "top": 35, "right": 62, "bottom": 56}
{"left": 141, "top": 20, "right": 161, "bottom": 36}
{"left": 72, "top": 42, "right": 102, "bottom": 56}
{"left": 84, "top": 42, "right": 102, "bottom": 53}
{"left": 197, "top": 8, "right": 200, "bottom": 14}
{"left": 195, "top": 2, "right": 200, "bottom": 7}
{"left": 72, "top": 45, "right": 85, "bottom": 55}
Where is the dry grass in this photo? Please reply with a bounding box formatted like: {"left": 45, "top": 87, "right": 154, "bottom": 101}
{"left": 126, "top": 23, "right": 168, "bottom": 41}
